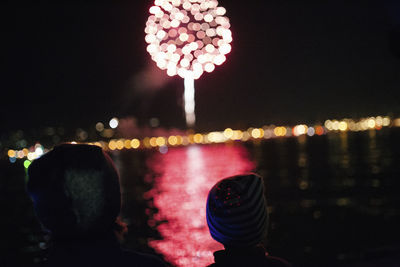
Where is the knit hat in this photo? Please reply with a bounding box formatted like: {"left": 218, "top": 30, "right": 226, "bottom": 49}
{"left": 27, "top": 144, "right": 121, "bottom": 238}
{"left": 206, "top": 173, "right": 268, "bottom": 247}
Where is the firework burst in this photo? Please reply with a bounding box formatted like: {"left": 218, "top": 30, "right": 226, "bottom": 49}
{"left": 145, "top": 0, "right": 232, "bottom": 127}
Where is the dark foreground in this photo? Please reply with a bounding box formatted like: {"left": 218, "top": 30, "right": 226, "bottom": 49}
{"left": 1, "top": 128, "right": 400, "bottom": 266}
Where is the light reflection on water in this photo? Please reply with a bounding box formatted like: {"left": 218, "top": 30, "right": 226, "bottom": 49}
{"left": 145, "top": 144, "right": 254, "bottom": 266}
{"left": 115, "top": 129, "right": 400, "bottom": 266}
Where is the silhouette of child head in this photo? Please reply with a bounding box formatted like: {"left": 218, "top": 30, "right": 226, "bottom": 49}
{"left": 27, "top": 144, "right": 121, "bottom": 239}
{"left": 206, "top": 173, "right": 268, "bottom": 248}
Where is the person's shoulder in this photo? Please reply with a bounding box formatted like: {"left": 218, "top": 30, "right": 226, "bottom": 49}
{"left": 24, "top": 249, "right": 167, "bottom": 267}
{"left": 265, "top": 255, "right": 292, "bottom": 267}
{"left": 120, "top": 249, "right": 167, "bottom": 267}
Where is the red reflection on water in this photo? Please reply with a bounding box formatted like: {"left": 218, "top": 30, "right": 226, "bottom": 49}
{"left": 146, "top": 144, "right": 254, "bottom": 266}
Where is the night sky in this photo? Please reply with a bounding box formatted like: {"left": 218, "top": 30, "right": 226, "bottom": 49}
{"left": 2, "top": 0, "right": 400, "bottom": 133}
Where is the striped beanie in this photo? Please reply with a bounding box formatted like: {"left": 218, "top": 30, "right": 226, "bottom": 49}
{"left": 206, "top": 173, "right": 268, "bottom": 247}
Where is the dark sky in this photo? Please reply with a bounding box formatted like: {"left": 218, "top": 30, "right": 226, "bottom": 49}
{"left": 2, "top": 0, "right": 400, "bottom": 133}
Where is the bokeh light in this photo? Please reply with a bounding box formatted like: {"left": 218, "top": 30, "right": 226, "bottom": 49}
{"left": 293, "top": 125, "right": 308, "bottom": 136}
{"left": 150, "top": 137, "right": 158, "bottom": 147}
{"left": 24, "top": 160, "right": 32, "bottom": 169}
{"left": 145, "top": 0, "right": 232, "bottom": 80}
{"left": 338, "top": 121, "right": 348, "bottom": 131}
{"left": 7, "top": 149, "right": 16, "bottom": 158}
{"left": 307, "top": 127, "right": 315, "bottom": 136}
{"left": 274, "top": 126, "right": 287, "bottom": 137}
{"left": 116, "top": 139, "right": 125, "bottom": 150}
{"left": 251, "top": 128, "right": 263, "bottom": 139}
{"left": 108, "top": 140, "right": 117, "bottom": 151}
{"left": 5, "top": 115, "right": 397, "bottom": 162}
{"left": 35, "top": 146, "right": 44, "bottom": 157}
{"left": 131, "top": 139, "right": 141, "bottom": 149}
{"left": 109, "top": 118, "right": 119, "bottom": 129}
{"left": 223, "top": 128, "right": 233, "bottom": 139}
{"left": 95, "top": 122, "right": 105, "bottom": 132}
{"left": 394, "top": 118, "right": 400, "bottom": 127}
{"left": 124, "top": 140, "right": 132, "bottom": 149}
{"left": 156, "top": 137, "right": 167, "bottom": 146}
{"left": 193, "top": 133, "right": 204, "bottom": 143}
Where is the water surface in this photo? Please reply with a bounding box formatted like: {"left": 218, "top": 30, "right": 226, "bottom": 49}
{"left": 116, "top": 129, "right": 400, "bottom": 266}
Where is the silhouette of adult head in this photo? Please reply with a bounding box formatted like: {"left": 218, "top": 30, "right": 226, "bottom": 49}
{"left": 27, "top": 144, "right": 121, "bottom": 239}
{"left": 26, "top": 144, "right": 166, "bottom": 267}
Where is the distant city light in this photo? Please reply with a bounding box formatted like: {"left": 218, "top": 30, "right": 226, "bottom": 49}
{"left": 274, "top": 127, "right": 287, "bottom": 137}
{"left": 241, "top": 131, "right": 251, "bottom": 141}
{"left": 109, "top": 118, "right": 119, "bottom": 129}
{"left": 223, "top": 128, "right": 233, "bottom": 139}
{"left": 233, "top": 130, "right": 244, "bottom": 140}
{"left": 116, "top": 140, "right": 124, "bottom": 150}
{"left": 131, "top": 139, "right": 141, "bottom": 149}
{"left": 156, "top": 137, "right": 166, "bottom": 147}
{"left": 150, "top": 137, "right": 158, "bottom": 147}
{"left": 27, "top": 152, "right": 37, "bottom": 161}
{"left": 193, "top": 133, "right": 203, "bottom": 143}
{"left": 168, "top": 136, "right": 178, "bottom": 146}
{"left": 4, "top": 115, "right": 400, "bottom": 161}
{"left": 324, "top": 116, "right": 392, "bottom": 132}
{"left": 251, "top": 128, "right": 263, "bottom": 139}
{"left": 7, "top": 149, "right": 16, "bottom": 158}
{"left": 24, "top": 160, "right": 32, "bottom": 169}
{"left": 338, "top": 121, "right": 348, "bottom": 131}
{"left": 293, "top": 125, "right": 308, "bottom": 136}
{"left": 383, "top": 117, "right": 391, "bottom": 126}
{"left": 108, "top": 140, "right": 117, "bottom": 151}
{"left": 124, "top": 140, "right": 132, "bottom": 149}
{"left": 96, "top": 122, "right": 105, "bottom": 132}
{"left": 307, "top": 127, "right": 315, "bottom": 136}
{"left": 315, "top": 126, "right": 325, "bottom": 135}
{"left": 35, "top": 146, "right": 44, "bottom": 157}
{"left": 143, "top": 137, "right": 151, "bottom": 148}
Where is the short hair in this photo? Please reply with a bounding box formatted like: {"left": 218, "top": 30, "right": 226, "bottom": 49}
{"left": 27, "top": 144, "right": 121, "bottom": 238}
